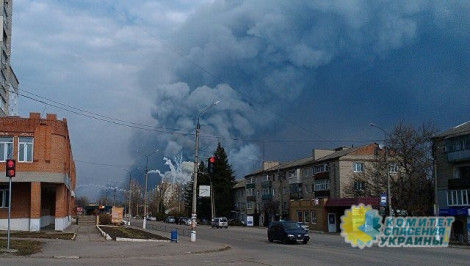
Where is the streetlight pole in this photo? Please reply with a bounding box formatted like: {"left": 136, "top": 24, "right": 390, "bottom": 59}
{"left": 370, "top": 123, "right": 392, "bottom": 216}
{"left": 192, "top": 100, "right": 220, "bottom": 242}
{"left": 139, "top": 150, "right": 158, "bottom": 229}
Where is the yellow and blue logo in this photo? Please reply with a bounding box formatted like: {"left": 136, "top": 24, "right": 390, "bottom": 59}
{"left": 340, "top": 204, "right": 382, "bottom": 249}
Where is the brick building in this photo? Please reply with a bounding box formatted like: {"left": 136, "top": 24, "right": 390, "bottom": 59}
{"left": 0, "top": 112, "right": 76, "bottom": 231}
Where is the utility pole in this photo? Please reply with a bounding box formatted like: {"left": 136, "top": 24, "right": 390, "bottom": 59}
{"left": 192, "top": 101, "right": 220, "bottom": 242}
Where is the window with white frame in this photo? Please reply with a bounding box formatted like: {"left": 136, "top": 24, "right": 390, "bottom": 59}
{"left": 0, "top": 136, "right": 13, "bottom": 162}
{"left": 311, "top": 210, "right": 317, "bottom": 224}
{"left": 0, "top": 186, "right": 9, "bottom": 208}
{"left": 304, "top": 168, "right": 309, "bottom": 177}
{"left": 353, "top": 162, "right": 364, "bottom": 172}
{"left": 354, "top": 181, "right": 365, "bottom": 191}
{"left": 314, "top": 179, "right": 329, "bottom": 191}
{"left": 304, "top": 211, "right": 310, "bottom": 223}
{"left": 313, "top": 164, "right": 328, "bottom": 174}
{"left": 389, "top": 164, "right": 399, "bottom": 174}
{"left": 247, "top": 202, "right": 253, "bottom": 209}
{"left": 246, "top": 188, "right": 255, "bottom": 196}
{"left": 447, "top": 189, "right": 470, "bottom": 206}
{"left": 18, "top": 137, "right": 33, "bottom": 162}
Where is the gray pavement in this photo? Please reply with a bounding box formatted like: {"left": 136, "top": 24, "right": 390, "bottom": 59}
{"left": 3, "top": 224, "right": 229, "bottom": 260}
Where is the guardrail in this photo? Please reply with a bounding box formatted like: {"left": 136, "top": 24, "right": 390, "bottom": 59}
{"left": 130, "top": 220, "right": 192, "bottom": 237}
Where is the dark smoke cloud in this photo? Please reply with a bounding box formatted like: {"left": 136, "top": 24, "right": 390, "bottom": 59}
{"left": 133, "top": 0, "right": 469, "bottom": 178}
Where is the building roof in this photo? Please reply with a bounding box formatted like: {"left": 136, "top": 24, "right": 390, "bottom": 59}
{"left": 434, "top": 121, "right": 470, "bottom": 139}
{"left": 233, "top": 179, "right": 245, "bottom": 189}
{"left": 244, "top": 143, "right": 377, "bottom": 178}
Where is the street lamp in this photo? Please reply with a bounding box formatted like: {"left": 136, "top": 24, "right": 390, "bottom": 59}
{"left": 192, "top": 100, "right": 220, "bottom": 242}
{"left": 369, "top": 123, "right": 392, "bottom": 216}
{"left": 123, "top": 168, "right": 140, "bottom": 225}
{"left": 138, "top": 150, "right": 159, "bottom": 229}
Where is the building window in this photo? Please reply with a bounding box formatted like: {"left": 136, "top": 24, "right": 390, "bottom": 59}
{"left": 247, "top": 202, "right": 253, "bottom": 209}
{"left": 0, "top": 136, "right": 13, "bottom": 162}
{"left": 313, "top": 164, "right": 328, "bottom": 174}
{"left": 304, "top": 168, "right": 309, "bottom": 177}
{"left": 311, "top": 211, "right": 317, "bottom": 224}
{"left": 354, "top": 181, "right": 365, "bottom": 191}
{"left": 447, "top": 189, "right": 470, "bottom": 206}
{"left": 246, "top": 188, "right": 255, "bottom": 196}
{"left": 314, "top": 179, "right": 329, "bottom": 191}
{"left": 297, "top": 211, "right": 303, "bottom": 222}
{"left": 353, "top": 162, "right": 364, "bottom": 172}
{"left": 304, "top": 211, "right": 310, "bottom": 223}
{"left": 0, "top": 186, "right": 9, "bottom": 208}
{"left": 389, "top": 164, "right": 399, "bottom": 174}
{"left": 18, "top": 137, "right": 33, "bottom": 162}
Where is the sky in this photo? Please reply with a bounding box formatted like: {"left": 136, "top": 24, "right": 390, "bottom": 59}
{"left": 10, "top": 0, "right": 469, "bottom": 200}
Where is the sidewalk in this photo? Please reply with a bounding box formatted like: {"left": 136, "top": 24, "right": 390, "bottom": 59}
{"left": 24, "top": 224, "right": 229, "bottom": 259}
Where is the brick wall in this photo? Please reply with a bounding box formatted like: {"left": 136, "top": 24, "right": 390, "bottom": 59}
{"left": 0, "top": 113, "right": 76, "bottom": 227}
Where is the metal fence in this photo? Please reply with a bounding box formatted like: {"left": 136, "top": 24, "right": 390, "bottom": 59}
{"left": 130, "top": 220, "right": 192, "bottom": 237}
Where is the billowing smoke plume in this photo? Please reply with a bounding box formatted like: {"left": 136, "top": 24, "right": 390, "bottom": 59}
{"left": 132, "top": 0, "right": 468, "bottom": 177}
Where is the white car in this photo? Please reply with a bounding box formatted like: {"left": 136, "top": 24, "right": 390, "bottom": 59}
{"left": 211, "top": 217, "right": 228, "bottom": 228}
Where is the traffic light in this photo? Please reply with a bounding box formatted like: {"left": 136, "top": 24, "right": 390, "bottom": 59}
{"left": 208, "top": 156, "right": 216, "bottom": 174}
{"left": 6, "top": 159, "right": 16, "bottom": 178}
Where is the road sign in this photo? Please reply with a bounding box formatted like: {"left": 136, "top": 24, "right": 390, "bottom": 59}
{"left": 380, "top": 194, "right": 387, "bottom": 207}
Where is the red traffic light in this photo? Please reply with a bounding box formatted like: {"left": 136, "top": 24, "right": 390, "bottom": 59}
{"left": 209, "top": 156, "right": 215, "bottom": 163}
{"left": 6, "top": 159, "right": 16, "bottom": 178}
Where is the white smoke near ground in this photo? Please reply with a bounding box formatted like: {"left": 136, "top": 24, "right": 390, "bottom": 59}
{"left": 133, "top": 0, "right": 468, "bottom": 177}
{"left": 150, "top": 154, "right": 193, "bottom": 184}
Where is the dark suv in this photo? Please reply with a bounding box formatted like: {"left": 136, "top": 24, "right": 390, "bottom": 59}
{"left": 267, "top": 221, "right": 309, "bottom": 244}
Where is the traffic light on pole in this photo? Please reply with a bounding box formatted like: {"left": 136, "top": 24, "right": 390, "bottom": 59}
{"left": 208, "top": 156, "right": 216, "bottom": 174}
{"left": 6, "top": 159, "right": 16, "bottom": 178}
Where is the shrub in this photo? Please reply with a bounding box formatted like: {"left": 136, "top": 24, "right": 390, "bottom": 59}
{"left": 99, "top": 214, "right": 112, "bottom": 225}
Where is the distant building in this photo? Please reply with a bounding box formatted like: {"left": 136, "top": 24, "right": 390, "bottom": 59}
{"left": 432, "top": 121, "right": 470, "bottom": 243}
{"left": 0, "top": 0, "right": 19, "bottom": 116}
{"left": 0, "top": 113, "right": 76, "bottom": 231}
{"left": 240, "top": 143, "right": 381, "bottom": 232}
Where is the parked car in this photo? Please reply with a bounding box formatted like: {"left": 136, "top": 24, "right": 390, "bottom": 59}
{"left": 211, "top": 217, "right": 228, "bottom": 228}
{"left": 297, "top": 222, "right": 309, "bottom": 231}
{"left": 176, "top": 217, "right": 190, "bottom": 225}
{"left": 267, "top": 221, "right": 309, "bottom": 244}
{"left": 164, "top": 216, "right": 176, "bottom": 223}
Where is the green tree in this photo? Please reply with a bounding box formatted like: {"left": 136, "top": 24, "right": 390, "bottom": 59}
{"left": 211, "top": 143, "right": 236, "bottom": 217}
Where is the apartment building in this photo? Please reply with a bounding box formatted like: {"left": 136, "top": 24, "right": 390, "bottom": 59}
{"left": 0, "top": 0, "right": 19, "bottom": 116}
{"left": 432, "top": 121, "right": 470, "bottom": 243}
{"left": 0, "top": 113, "right": 76, "bottom": 231}
{"left": 242, "top": 143, "right": 381, "bottom": 232}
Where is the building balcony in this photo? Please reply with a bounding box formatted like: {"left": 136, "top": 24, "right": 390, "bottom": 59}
{"left": 448, "top": 178, "right": 470, "bottom": 190}
{"left": 245, "top": 183, "right": 255, "bottom": 189}
{"left": 314, "top": 190, "right": 330, "bottom": 198}
{"left": 247, "top": 195, "right": 256, "bottom": 202}
{"left": 447, "top": 150, "right": 470, "bottom": 163}
{"left": 262, "top": 194, "right": 273, "bottom": 201}
{"left": 290, "top": 192, "right": 303, "bottom": 200}
{"left": 314, "top": 172, "right": 329, "bottom": 180}
{"left": 261, "top": 180, "right": 272, "bottom": 188}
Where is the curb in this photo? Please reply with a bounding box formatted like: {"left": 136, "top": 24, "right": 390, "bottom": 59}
{"left": 116, "top": 237, "right": 170, "bottom": 243}
{"left": 96, "top": 225, "right": 112, "bottom": 240}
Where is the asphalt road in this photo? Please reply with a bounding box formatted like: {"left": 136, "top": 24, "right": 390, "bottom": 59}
{"left": 1, "top": 221, "right": 468, "bottom": 265}
{"left": 191, "top": 223, "right": 469, "bottom": 265}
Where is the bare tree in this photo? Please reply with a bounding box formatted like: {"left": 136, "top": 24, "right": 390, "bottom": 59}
{"left": 129, "top": 179, "right": 143, "bottom": 217}
{"left": 75, "top": 196, "right": 89, "bottom": 207}
{"left": 388, "top": 122, "right": 437, "bottom": 215}
{"left": 345, "top": 122, "right": 437, "bottom": 216}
